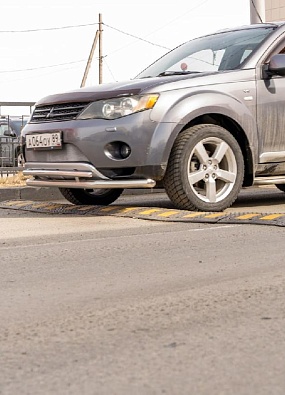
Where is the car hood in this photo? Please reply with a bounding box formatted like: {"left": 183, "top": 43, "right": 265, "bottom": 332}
{"left": 36, "top": 71, "right": 235, "bottom": 106}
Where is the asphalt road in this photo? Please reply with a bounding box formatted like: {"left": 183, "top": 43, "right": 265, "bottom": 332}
{"left": 0, "top": 187, "right": 285, "bottom": 395}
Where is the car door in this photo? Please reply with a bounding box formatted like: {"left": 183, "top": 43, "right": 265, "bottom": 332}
{"left": 256, "top": 41, "right": 285, "bottom": 164}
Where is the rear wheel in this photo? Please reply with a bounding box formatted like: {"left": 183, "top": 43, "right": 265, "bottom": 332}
{"left": 163, "top": 124, "right": 244, "bottom": 212}
{"left": 276, "top": 184, "right": 285, "bottom": 192}
{"left": 59, "top": 188, "right": 124, "bottom": 205}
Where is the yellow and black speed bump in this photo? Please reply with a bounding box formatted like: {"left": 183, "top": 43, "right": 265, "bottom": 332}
{"left": 1, "top": 200, "right": 285, "bottom": 227}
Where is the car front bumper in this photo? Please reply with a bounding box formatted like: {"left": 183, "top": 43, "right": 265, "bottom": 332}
{"left": 23, "top": 161, "right": 156, "bottom": 189}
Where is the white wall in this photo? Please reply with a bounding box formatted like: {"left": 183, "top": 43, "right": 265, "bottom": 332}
{"left": 265, "top": 0, "right": 285, "bottom": 21}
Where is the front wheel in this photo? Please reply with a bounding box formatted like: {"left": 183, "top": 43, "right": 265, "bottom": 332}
{"left": 59, "top": 188, "right": 124, "bottom": 205}
{"left": 163, "top": 124, "right": 244, "bottom": 212}
{"left": 15, "top": 149, "right": 25, "bottom": 167}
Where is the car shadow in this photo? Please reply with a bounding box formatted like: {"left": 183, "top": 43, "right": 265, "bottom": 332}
{"left": 116, "top": 186, "right": 285, "bottom": 212}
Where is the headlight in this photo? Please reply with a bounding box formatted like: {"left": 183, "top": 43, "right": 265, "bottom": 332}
{"left": 77, "top": 94, "right": 159, "bottom": 120}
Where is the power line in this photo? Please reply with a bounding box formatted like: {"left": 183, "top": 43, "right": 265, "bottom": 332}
{"left": 149, "top": 0, "right": 210, "bottom": 35}
{"left": 0, "top": 60, "right": 86, "bottom": 74}
{"left": 0, "top": 62, "right": 84, "bottom": 85}
{"left": 103, "top": 0, "right": 210, "bottom": 52}
{"left": 0, "top": 0, "right": 218, "bottom": 80}
{"left": 102, "top": 0, "right": 210, "bottom": 57}
{"left": 102, "top": 57, "right": 117, "bottom": 82}
{"left": 103, "top": 23, "right": 170, "bottom": 50}
{"left": 0, "top": 24, "right": 172, "bottom": 75}
{"left": 0, "top": 22, "right": 98, "bottom": 33}
{"left": 0, "top": 0, "right": 211, "bottom": 76}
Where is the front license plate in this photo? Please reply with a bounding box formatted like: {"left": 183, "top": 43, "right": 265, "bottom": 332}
{"left": 26, "top": 131, "right": 62, "bottom": 150}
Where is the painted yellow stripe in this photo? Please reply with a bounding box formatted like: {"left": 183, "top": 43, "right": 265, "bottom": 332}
{"left": 158, "top": 211, "right": 179, "bottom": 217}
{"left": 119, "top": 207, "right": 138, "bottom": 213}
{"left": 9, "top": 201, "right": 32, "bottom": 207}
{"left": 99, "top": 206, "right": 120, "bottom": 212}
{"left": 183, "top": 212, "right": 206, "bottom": 218}
{"left": 260, "top": 214, "right": 284, "bottom": 220}
{"left": 3, "top": 200, "right": 23, "bottom": 206}
{"left": 236, "top": 213, "right": 260, "bottom": 220}
{"left": 204, "top": 213, "right": 225, "bottom": 218}
{"left": 139, "top": 208, "right": 162, "bottom": 215}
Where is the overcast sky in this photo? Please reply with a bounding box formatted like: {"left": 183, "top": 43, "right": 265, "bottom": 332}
{"left": 0, "top": 0, "right": 250, "bottom": 114}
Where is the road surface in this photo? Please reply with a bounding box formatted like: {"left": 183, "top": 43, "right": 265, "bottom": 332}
{"left": 0, "top": 187, "right": 285, "bottom": 395}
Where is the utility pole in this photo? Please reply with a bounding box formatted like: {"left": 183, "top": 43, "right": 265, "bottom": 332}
{"left": 80, "top": 13, "right": 103, "bottom": 88}
{"left": 250, "top": 0, "right": 265, "bottom": 24}
{"left": 99, "top": 13, "right": 103, "bottom": 84}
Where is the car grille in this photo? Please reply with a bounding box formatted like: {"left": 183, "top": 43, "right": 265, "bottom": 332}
{"left": 30, "top": 102, "right": 90, "bottom": 123}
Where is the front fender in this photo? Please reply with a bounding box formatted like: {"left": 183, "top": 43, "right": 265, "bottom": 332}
{"left": 147, "top": 89, "right": 258, "bottom": 167}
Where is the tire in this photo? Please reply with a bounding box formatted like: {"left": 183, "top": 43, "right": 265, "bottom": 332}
{"left": 163, "top": 124, "right": 244, "bottom": 212}
{"left": 59, "top": 188, "right": 124, "bottom": 205}
{"left": 16, "top": 150, "right": 25, "bottom": 167}
{"left": 275, "top": 184, "right": 285, "bottom": 192}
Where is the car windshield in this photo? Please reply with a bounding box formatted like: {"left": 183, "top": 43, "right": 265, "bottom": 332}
{"left": 136, "top": 26, "right": 276, "bottom": 78}
{"left": 10, "top": 119, "right": 27, "bottom": 134}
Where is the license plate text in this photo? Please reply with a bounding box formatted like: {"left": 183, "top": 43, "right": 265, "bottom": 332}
{"left": 26, "top": 132, "right": 62, "bottom": 149}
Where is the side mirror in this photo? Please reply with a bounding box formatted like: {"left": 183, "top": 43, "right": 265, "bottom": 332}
{"left": 267, "top": 54, "right": 285, "bottom": 76}
{"left": 4, "top": 130, "right": 17, "bottom": 138}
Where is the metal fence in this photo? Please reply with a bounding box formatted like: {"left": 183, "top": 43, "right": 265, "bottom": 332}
{"left": 0, "top": 138, "right": 22, "bottom": 176}
{"left": 0, "top": 102, "right": 35, "bottom": 177}
{"left": 0, "top": 167, "right": 22, "bottom": 178}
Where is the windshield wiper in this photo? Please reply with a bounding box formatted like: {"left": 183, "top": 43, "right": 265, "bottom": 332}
{"left": 157, "top": 71, "right": 201, "bottom": 77}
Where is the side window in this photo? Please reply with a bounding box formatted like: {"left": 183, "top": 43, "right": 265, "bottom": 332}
{"left": 0, "top": 124, "right": 10, "bottom": 136}
{"left": 240, "top": 49, "right": 253, "bottom": 63}
{"left": 263, "top": 42, "right": 285, "bottom": 64}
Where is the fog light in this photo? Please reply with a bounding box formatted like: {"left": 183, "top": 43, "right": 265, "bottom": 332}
{"left": 104, "top": 141, "right": 132, "bottom": 160}
{"left": 120, "top": 144, "right": 131, "bottom": 159}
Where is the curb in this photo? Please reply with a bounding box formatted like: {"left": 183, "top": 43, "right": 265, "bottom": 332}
{"left": 0, "top": 186, "right": 63, "bottom": 201}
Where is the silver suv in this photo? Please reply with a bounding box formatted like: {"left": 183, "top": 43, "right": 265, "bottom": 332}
{"left": 22, "top": 22, "right": 285, "bottom": 211}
